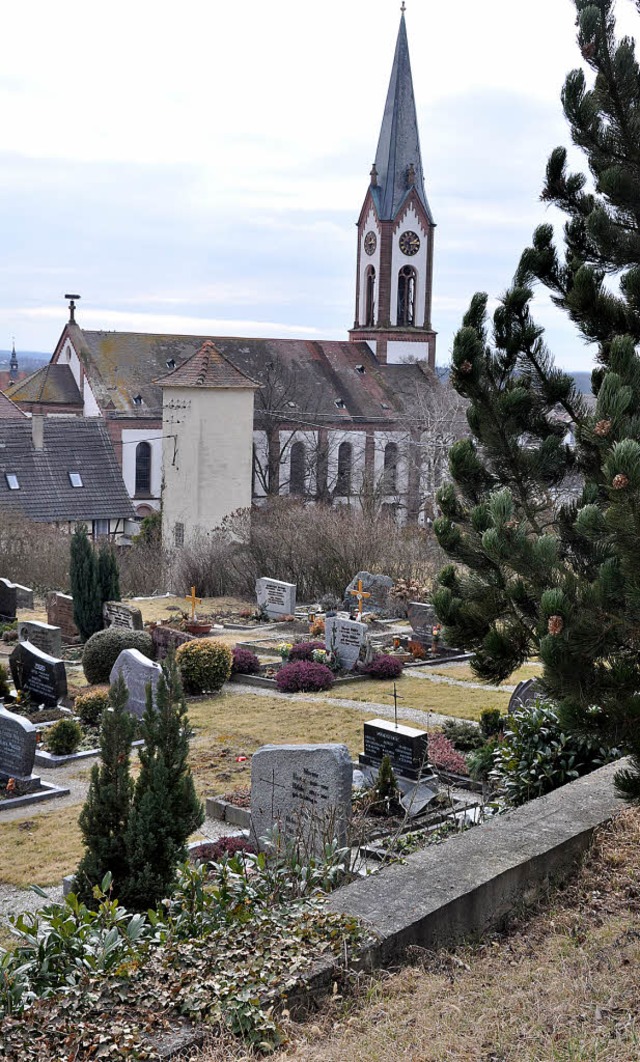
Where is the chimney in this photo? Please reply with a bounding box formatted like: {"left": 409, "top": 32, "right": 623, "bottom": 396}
{"left": 32, "top": 414, "right": 44, "bottom": 451}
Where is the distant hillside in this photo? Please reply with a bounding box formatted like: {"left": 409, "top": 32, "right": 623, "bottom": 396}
{"left": 436, "top": 365, "right": 593, "bottom": 396}
{"left": 0, "top": 350, "right": 49, "bottom": 370}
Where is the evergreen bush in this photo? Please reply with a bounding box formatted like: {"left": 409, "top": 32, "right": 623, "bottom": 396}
{"left": 82, "top": 629, "right": 154, "bottom": 685}
{"left": 74, "top": 688, "right": 111, "bottom": 728}
{"left": 231, "top": 647, "right": 261, "bottom": 675}
{"left": 275, "top": 660, "right": 334, "bottom": 693}
{"left": 480, "top": 708, "right": 506, "bottom": 739}
{"left": 97, "top": 541, "right": 120, "bottom": 605}
{"left": 441, "top": 718, "right": 485, "bottom": 752}
{"left": 46, "top": 718, "right": 82, "bottom": 756}
{"left": 365, "top": 655, "right": 404, "bottom": 680}
{"left": 467, "top": 737, "right": 501, "bottom": 783}
{"left": 70, "top": 525, "right": 103, "bottom": 642}
{"left": 175, "top": 640, "right": 232, "bottom": 694}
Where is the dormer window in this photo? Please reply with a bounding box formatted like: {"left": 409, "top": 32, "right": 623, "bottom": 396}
{"left": 5, "top": 474, "right": 19, "bottom": 490}
{"left": 355, "top": 365, "right": 366, "bottom": 375}
{"left": 166, "top": 359, "right": 176, "bottom": 369}
{"left": 69, "top": 472, "right": 84, "bottom": 487}
{"left": 132, "top": 394, "right": 143, "bottom": 406}
{"left": 335, "top": 399, "right": 346, "bottom": 410}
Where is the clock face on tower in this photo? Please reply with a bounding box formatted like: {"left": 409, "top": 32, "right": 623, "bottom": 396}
{"left": 399, "top": 230, "right": 420, "bottom": 256}
{"left": 364, "top": 231, "right": 377, "bottom": 256}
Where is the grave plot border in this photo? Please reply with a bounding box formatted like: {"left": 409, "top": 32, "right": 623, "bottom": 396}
{"left": 0, "top": 780, "right": 71, "bottom": 812}
{"left": 34, "top": 738, "right": 145, "bottom": 769}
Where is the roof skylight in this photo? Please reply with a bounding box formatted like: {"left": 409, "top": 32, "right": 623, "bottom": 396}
{"left": 5, "top": 474, "right": 19, "bottom": 490}
{"left": 69, "top": 472, "right": 84, "bottom": 487}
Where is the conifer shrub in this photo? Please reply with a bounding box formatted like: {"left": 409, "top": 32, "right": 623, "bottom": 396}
{"left": 231, "top": 647, "right": 261, "bottom": 675}
{"left": 275, "top": 660, "right": 334, "bottom": 693}
{"left": 74, "top": 687, "right": 110, "bottom": 728}
{"left": 176, "top": 640, "right": 232, "bottom": 694}
{"left": 46, "top": 717, "right": 82, "bottom": 756}
{"left": 467, "top": 737, "right": 501, "bottom": 782}
{"left": 441, "top": 718, "right": 485, "bottom": 752}
{"left": 82, "top": 628, "right": 154, "bottom": 685}
{"left": 365, "top": 654, "right": 404, "bottom": 680}
{"left": 480, "top": 707, "right": 506, "bottom": 739}
{"left": 288, "top": 640, "right": 325, "bottom": 661}
{"left": 70, "top": 524, "right": 103, "bottom": 642}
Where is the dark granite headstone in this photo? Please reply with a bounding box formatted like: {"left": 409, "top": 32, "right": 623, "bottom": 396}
{"left": 13, "top": 583, "right": 34, "bottom": 610}
{"left": 360, "top": 717, "right": 429, "bottom": 780}
{"left": 508, "top": 678, "right": 545, "bottom": 714}
{"left": 0, "top": 579, "right": 17, "bottom": 621}
{"left": 0, "top": 705, "right": 39, "bottom": 792}
{"left": 18, "top": 620, "right": 62, "bottom": 658}
{"left": 9, "top": 641, "right": 68, "bottom": 708}
{"left": 103, "top": 601, "right": 143, "bottom": 631}
{"left": 407, "top": 601, "right": 438, "bottom": 640}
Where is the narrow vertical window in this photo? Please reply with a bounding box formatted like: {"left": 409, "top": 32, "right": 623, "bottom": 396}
{"left": 383, "top": 441, "right": 399, "bottom": 492}
{"left": 365, "top": 266, "right": 376, "bottom": 326}
{"left": 135, "top": 441, "right": 152, "bottom": 495}
{"left": 336, "top": 441, "right": 352, "bottom": 496}
{"left": 397, "top": 266, "right": 416, "bottom": 326}
{"left": 289, "top": 440, "right": 306, "bottom": 494}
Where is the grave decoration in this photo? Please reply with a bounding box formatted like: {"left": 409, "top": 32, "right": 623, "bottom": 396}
{"left": 103, "top": 601, "right": 143, "bottom": 631}
{"left": 255, "top": 577, "right": 296, "bottom": 620}
{"left": 109, "top": 648, "right": 163, "bottom": 719}
{"left": 325, "top": 615, "right": 369, "bottom": 671}
{"left": 46, "top": 592, "right": 80, "bottom": 642}
{"left": 18, "top": 620, "right": 62, "bottom": 659}
{"left": 348, "top": 578, "right": 371, "bottom": 621}
{"left": 359, "top": 717, "right": 430, "bottom": 781}
{"left": 0, "top": 704, "right": 39, "bottom": 792}
{"left": 342, "top": 571, "right": 394, "bottom": 617}
{"left": 250, "top": 743, "right": 352, "bottom": 855}
{"left": 183, "top": 585, "right": 211, "bottom": 635}
{"left": 508, "top": 677, "right": 546, "bottom": 714}
{"left": 9, "top": 641, "right": 68, "bottom": 709}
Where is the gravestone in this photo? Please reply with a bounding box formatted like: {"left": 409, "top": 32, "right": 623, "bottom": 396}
{"left": 342, "top": 571, "right": 394, "bottom": 617}
{"left": 0, "top": 579, "right": 17, "bottom": 622}
{"left": 0, "top": 705, "right": 40, "bottom": 793}
{"left": 103, "top": 601, "right": 144, "bottom": 631}
{"left": 325, "top": 615, "right": 368, "bottom": 670}
{"left": 407, "top": 601, "right": 438, "bottom": 642}
{"left": 46, "top": 592, "right": 79, "bottom": 642}
{"left": 13, "top": 583, "right": 34, "bottom": 610}
{"left": 360, "top": 718, "right": 429, "bottom": 780}
{"left": 255, "top": 577, "right": 297, "bottom": 619}
{"left": 151, "top": 625, "right": 194, "bottom": 660}
{"left": 9, "top": 641, "right": 68, "bottom": 708}
{"left": 250, "top": 743, "right": 352, "bottom": 855}
{"left": 508, "top": 678, "right": 545, "bottom": 714}
{"left": 18, "top": 620, "right": 62, "bottom": 658}
{"left": 110, "top": 648, "right": 163, "bottom": 719}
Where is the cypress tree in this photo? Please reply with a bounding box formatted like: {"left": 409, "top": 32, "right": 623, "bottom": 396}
{"left": 70, "top": 524, "right": 103, "bottom": 641}
{"left": 98, "top": 540, "right": 121, "bottom": 604}
{"left": 433, "top": 0, "right": 640, "bottom": 801}
{"left": 120, "top": 654, "right": 204, "bottom": 910}
{"left": 74, "top": 675, "right": 135, "bottom": 905}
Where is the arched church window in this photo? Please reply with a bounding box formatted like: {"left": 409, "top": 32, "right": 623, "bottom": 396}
{"left": 135, "top": 441, "right": 152, "bottom": 495}
{"left": 336, "top": 441, "right": 352, "bottom": 496}
{"left": 289, "top": 441, "right": 306, "bottom": 495}
{"left": 397, "top": 266, "right": 416, "bottom": 326}
{"left": 365, "top": 266, "right": 376, "bottom": 326}
{"left": 383, "top": 441, "right": 399, "bottom": 492}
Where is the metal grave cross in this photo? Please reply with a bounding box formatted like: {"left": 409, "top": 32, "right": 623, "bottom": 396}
{"left": 348, "top": 578, "right": 371, "bottom": 620}
{"left": 185, "top": 585, "right": 202, "bottom": 621}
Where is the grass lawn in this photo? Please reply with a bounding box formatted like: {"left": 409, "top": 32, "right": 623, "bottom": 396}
{"left": 428, "top": 660, "right": 543, "bottom": 685}
{"left": 317, "top": 677, "right": 510, "bottom": 721}
{"left": 0, "top": 812, "right": 84, "bottom": 889}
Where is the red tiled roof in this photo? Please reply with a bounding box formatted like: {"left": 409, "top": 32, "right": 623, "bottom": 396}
{"left": 155, "top": 340, "right": 259, "bottom": 390}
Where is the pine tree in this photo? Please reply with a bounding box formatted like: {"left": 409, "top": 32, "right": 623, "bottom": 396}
{"left": 120, "top": 654, "right": 204, "bottom": 910}
{"left": 98, "top": 540, "right": 121, "bottom": 604}
{"left": 433, "top": 0, "right": 640, "bottom": 801}
{"left": 74, "top": 675, "right": 135, "bottom": 905}
{"left": 70, "top": 524, "right": 103, "bottom": 641}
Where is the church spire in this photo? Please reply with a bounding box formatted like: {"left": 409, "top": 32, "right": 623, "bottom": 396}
{"left": 373, "top": 10, "right": 433, "bottom": 223}
{"left": 9, "top": 339, "right": 18, "bottom": 382}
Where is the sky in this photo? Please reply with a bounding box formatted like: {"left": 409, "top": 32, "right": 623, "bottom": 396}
{"left": 1, "top": 0, "right": 638, "bottom": 369}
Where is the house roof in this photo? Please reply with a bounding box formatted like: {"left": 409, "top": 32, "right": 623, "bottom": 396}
{"left": 5, "top": 363, "right": 82, "bottom": 407}
{"left": 155, "top": 340, "right": 259, "bottom": 390}
{"left": 0, "top": 391, "right": 28, "bottom": 420}
{"left": 0, "top": 417, "right": 135, "bottom": 523}
{"left": 373, "top": 13, "right": 434, "bottom": 224}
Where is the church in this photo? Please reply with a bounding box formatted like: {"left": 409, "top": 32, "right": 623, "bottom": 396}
{"left": 5, "top": 10, "right": 450, "bottom": 547}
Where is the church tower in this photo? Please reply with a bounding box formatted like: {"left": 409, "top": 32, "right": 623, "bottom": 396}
{"left": 349, "top": 8, "right": 436, "bottom": 368}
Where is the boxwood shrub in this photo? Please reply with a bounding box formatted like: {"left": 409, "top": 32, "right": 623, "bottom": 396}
{"left": 176, "top": 640, "right": 232, "bottom": 694}
{"left": 82, "top": 629, "right": 154, "bottom": 685}
{"left": 275, "top": 660, "right": 334, "bottom": 693}
{"left": 46, "top": 717, "right": 82, "bottom": 756}
{"left": 74, "top": 687, "right": 110, "bottom": 727}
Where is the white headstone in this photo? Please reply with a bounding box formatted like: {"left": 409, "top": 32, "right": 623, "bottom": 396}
{"left": 256, "top": 577, "right": 296, "bottom": 619}
{"left": 109, "top": 648, "right": 163, "bottom": 719}
{"left": 325, "top": 615, "right": 368, "bottom": 671}
{"left": 250, "top": 743, "right": 352, "bottom": 855}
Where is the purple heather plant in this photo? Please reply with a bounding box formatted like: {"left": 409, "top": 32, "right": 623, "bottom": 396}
{"left": 275, "top": 660, "right": 335, "bottom": 693}
{"left": 231, "top": 647, "right": 261, "bottom": 675}
{"left": 288, "top": 641, "right": 326, "bottom": 661}
{"left": 365, "top": 654, "right": 404, "bottom": 680}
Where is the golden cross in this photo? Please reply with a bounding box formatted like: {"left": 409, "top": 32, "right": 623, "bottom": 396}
{"left": 185, "top": 585, "right": 202, "bottom": 621}
{"left": 348, "top": 578, "right": 371, "bottom": 619}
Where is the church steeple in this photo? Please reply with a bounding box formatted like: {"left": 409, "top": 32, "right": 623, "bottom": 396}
{"left": 9, "top": 340, "right": 18, "bottom": 383}
{"left": 349, "top": 8, "right": 436, "bottom": 368}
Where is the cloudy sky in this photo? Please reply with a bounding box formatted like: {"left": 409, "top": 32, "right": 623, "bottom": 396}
{"left": 1, "top": 0, "right": 637, "bottom": 369}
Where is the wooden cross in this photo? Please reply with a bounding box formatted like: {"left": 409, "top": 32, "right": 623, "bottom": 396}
{"left": 185, "top": 585, "right": 202, "bottom": 621}
{"left": 348, "top": 578, "right": 371, "bottom": 620}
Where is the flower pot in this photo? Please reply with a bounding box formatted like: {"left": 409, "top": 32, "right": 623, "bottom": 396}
{"left": 185, "top": 623, "right": 212, "bottom": 636}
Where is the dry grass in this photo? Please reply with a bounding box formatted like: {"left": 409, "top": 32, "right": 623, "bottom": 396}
{"left": 267, "top": 808, "right": 640, "bottom": 1062}
{"left": 0, "top": 812, "right": 84, "bottom": 888}
{"left": 429, "top": 660, "right": 543, "bottom": 685}
{"left": 318, "top": 677, "right": 510, "bottom": 721}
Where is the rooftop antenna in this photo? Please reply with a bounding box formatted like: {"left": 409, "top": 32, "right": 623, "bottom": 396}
{"left": 64, "top": 293, "right": 81, "bottom": 324}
